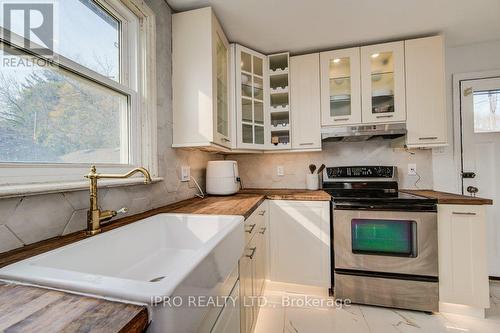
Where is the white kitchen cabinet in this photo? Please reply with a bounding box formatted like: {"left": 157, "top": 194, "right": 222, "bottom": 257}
{"left": 239, "top": 241, "right": 254, "bottom": 333}
{"left": 211, "top": 281, "right": 241, "bottom": 333}
{"left": 290, "top": 53, "right": 322, "bottom": 150}
{"left": 269, "top": 200, "right": 330, "bottom": 287}
{"left": 172, "top": 7, "right": 232, "bottom": 150}
{"left": 438, "top": 205, "right": 490, "bottom": 313}
{"left": 405, "top": 36, "right": 447, "bottom": 147}
{"left": 234, "top": 44, "right": 269, "bottom": 149}
{"left": 361, "top": 41, "right": 406, "bottom": 124}
{"left": 320, "top": 48, "right": 361, "bottom": 126}
{"left": 239, "top": 201, "right": 268, "bottom": 333}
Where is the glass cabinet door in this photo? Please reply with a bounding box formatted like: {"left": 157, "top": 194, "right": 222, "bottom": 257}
{"left": 361, "top": 42, "right": 406, "bottom": 123}
{"left": 215, "top": 32, "right": 229, "bottom": 141}
{"left": 237, "top": 45, "right": 267, "bottom": 147}
{"left": 320, "top": 48, "right": 361, "bottom": 126}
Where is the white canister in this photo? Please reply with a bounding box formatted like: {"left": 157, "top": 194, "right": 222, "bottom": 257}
{"left": 206, "top": 160, "right": 241, "bottom": 195}
{"left": 306, "top": 174, "right": 319, "bottom": 190}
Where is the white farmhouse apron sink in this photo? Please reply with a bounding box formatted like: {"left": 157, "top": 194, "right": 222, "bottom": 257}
{"left": 0, "top": 213, "right": 245, "bottom": 333}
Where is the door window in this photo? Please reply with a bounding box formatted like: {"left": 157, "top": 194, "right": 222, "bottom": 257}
{"left": 472, "top": 89, "right": 500, "bottom": 133}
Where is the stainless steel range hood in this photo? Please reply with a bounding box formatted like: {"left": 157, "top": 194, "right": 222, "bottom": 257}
{"left": 321, "top": 123, "right": 407, "bottom": 142}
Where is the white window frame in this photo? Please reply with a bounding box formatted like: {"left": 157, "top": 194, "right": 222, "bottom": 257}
{"left": 0, "top": 0, "right": 158, "bottom": 195}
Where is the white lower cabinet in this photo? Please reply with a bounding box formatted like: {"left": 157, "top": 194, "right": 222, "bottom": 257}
{"left": 239, "top": 201, "right": 268, "bottom": 333}
{"left": 211, "top": 281, "right": 241, "bottom": 333}
{"left": 268, "top": 200, "right": 330, "bottom": 287}
{"left": 438, "top": 205, "right": 490, "bottom": 312}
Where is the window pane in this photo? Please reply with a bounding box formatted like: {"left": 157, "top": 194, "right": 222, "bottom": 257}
{"left": 0, "top": 45, "right": 128, "bottom": 164}
{"left": 0, "top": 0, "right": 120, "bottom": 81}
{"left": 473, "top": 90, "right": 500, "bottom": 133}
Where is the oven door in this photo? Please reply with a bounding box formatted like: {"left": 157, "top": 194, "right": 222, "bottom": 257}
{"left": 334, "top": 210, "right": 438, "bottom": 277}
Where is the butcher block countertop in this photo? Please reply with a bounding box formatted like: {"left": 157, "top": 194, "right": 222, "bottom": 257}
{"left": 0, "top": 189, "right": 328, "bottom": 333}
{"left": 0, "top": 282, "right": 148, "bottom": 333}
{"left": 400, "top": 189, "right": 493, "bottom": 205}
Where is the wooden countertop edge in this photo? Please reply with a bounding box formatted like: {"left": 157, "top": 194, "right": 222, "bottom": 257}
{"left": 400, "top": 189, "right": 493, "bottom": 205}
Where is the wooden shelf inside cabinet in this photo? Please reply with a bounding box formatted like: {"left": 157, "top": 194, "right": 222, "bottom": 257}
{"left": 269, "top": 68, "right": 289, "bottom": 76}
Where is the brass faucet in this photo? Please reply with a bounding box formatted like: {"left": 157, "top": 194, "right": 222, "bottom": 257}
{"left": 84, "top": 165, "right": 152, "bottom": 235}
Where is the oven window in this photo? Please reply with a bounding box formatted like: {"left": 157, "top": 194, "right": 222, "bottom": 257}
{"left": 351, "top": 219, "right": 416, "bottom": 257}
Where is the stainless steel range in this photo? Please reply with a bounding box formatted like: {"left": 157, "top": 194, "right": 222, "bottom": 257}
{"left": 323, "top": 166, "right": 439, "bottom": 313}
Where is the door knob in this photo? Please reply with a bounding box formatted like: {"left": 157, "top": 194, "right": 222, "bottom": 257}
{"left": 466, "top": 186, "right": 479, "bottom": 197}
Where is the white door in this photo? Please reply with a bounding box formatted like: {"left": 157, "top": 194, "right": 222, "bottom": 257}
{"left": 361, "top": 42, "right": 406, "bottom": 124}
{"left": 461, "top": 77, "right": 500, "bottom": 277}
{"left": 320, "top": 47, "right": 361, "bottom": 126}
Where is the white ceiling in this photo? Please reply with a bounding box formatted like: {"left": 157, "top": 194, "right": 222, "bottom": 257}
{"left": 167, "top": 0, "right": 500, "bottom": 54}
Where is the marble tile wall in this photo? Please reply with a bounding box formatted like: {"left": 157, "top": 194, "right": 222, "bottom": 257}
{"left": 0, "top": 0, "right": 221, "bottom": 254}
{"left": 228, "top": 140, "right": 433, "bottom": 190}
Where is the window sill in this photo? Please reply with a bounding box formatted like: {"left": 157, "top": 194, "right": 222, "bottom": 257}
{"left": 0, "top": 177, "right": 164, "bottom": 199}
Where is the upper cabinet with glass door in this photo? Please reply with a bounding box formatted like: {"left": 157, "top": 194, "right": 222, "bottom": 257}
{"left": 320, "top": 48, "right": 361, "bottom": 126}
{"left": 172, "top": 7, "right": 232, "bottom": 150}
{"left": 213, "top": 22, "right": 231, "bottom": 147}
{"left": 234, "top": 45, "right": 268, "bottom": 149}
{"left": 360, "top": 42, "right": 406, "bottom": 124}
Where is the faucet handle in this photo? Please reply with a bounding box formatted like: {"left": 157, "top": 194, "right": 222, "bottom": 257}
{"left": 116, "top": 207, "right": 129, "bottom": 214}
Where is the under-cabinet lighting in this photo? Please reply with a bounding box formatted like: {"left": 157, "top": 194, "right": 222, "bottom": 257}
{"left": 333, "top": 58, "right": 341, "bottom": 63}
{"left": 371, "top": 53, "right": 380, "bottom": 58}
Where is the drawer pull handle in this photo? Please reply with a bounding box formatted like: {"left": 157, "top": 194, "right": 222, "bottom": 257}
{"left": 334, "top": 118, "right": 349, "bottom": 121}
{"left": 245, "top": 224, "right": 256, "bottom": 233}
{"left": 259, "top": 227, "right": 267, "bottom": 234}
{"left": 452, "top": 212, "right": 477, "bottom": 216}
{"left": 376, "top": 114, "right": 394, "bottom": 119}
{"left": 419, "top": 137, "right": 438, "bottom": 140}
{"left": 246, "top": 247, "right": 257, "bottom": 259}
{"left": 299, "top": 142, "right": 314, "bottom": 146}
{"left": 258, "top": 210, "right": 266, "bottom": 216}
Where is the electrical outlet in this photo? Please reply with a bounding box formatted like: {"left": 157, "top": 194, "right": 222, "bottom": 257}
{"left": 408, "top": 164, "right": 417, "bottom": 176}
{"left": 277, "top": 166, "right": 284, "bottom": 177}
{"left": 181, "top": 166, "right": 190, "bottom": 182}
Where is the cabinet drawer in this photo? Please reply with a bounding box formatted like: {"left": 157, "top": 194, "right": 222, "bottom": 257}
{"left": 244, "top": 202, "right": 267, "bottom": 244}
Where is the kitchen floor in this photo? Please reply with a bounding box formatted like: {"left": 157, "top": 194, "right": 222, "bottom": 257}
{"left": 254, "top": 282, "right": 500, "bottom": 333}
